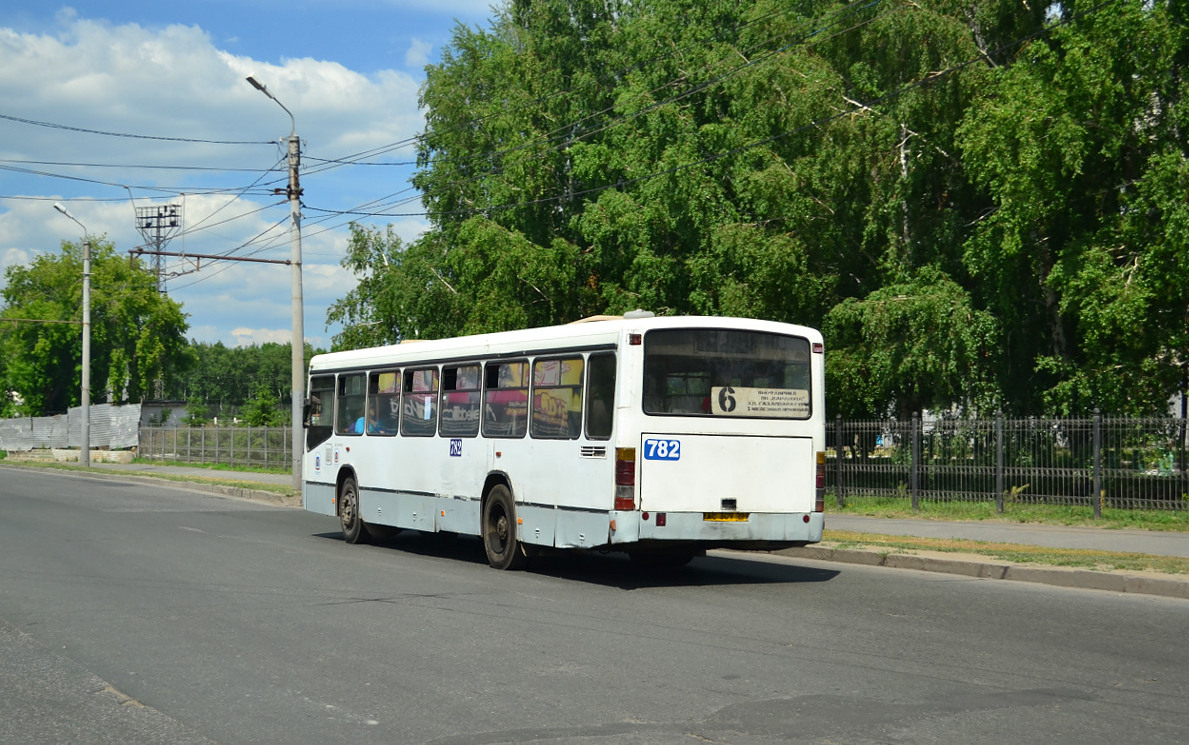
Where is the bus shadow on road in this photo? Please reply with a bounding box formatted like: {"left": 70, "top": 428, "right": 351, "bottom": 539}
{"left": 527, "top": 552, "right": 841, "bottom": 590}
{"left": 315, "top": 530, "right": 841, "bottom": 589}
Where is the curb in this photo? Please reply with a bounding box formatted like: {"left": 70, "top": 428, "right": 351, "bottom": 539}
{"left": 775, "top": 545, "right": 1189, "bottom": 600}
{"left": 95, "top": 472, "right": 302, "bottom": 509}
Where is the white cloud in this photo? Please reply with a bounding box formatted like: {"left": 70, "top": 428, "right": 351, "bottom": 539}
{"left": 230, "top": 326, "right": 294, "bottom": 347}
{"left": 0, "top": 13, "right": 431, "bottom": 347}
{"left": 405, "top": 38, "right": 433, "bottom": 69}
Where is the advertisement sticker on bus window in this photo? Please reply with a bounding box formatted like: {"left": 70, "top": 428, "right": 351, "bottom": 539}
{"left": 376, "top": 372, "right": 398, "bottom": 394}
{"left": 643, "top": 438, "right": 681, "bottom": 461}
{"left": 710, "top": 387, "right": 810, "bottom": 418}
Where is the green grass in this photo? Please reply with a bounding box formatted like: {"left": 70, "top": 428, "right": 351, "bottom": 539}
{"left": 823, "top": 529, "right": 1189, "bottom": 575}
{"left": 827, "top": 494, "right": 1189, "bottom": 532}
{"left": 130, "top": 457, "right": 289, "bottom": 475}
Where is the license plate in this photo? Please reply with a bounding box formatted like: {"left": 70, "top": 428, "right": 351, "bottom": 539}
{"left": 703, "top": 512, "right": 749, "bottom": 522}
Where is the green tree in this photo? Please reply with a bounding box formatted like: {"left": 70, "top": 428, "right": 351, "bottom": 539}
{"left": 241, "top": 383, "right": 286, "bottom": 427}
{"left": 329, "top": 0, "right": 1189, "bottom": 417}
{"left": 0, "top": 239, "right": 189, "bottom": 414}
{"left": 163, "top": 340, "right": 320, "bottom": 417}
{"left": 957, "top": 0, "right": 1188, "bottom": 414}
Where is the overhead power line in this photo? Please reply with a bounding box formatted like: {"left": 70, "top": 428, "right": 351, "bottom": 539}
{"left": 0, "top": 112, "right": 274, "bottom": 145}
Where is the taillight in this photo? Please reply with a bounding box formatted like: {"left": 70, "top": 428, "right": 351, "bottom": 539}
{"left": 814, "top": 451, "right": 826, "bottom": 512}
{"left": 615, "top": 447, "right": 636, "bottom": 510}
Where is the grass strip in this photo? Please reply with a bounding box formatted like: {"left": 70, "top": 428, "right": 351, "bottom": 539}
{"left": 828, "top": 495, "right": 1189, "bottom": 532}
{"left": 822, "top": 529, "right": 1189, "bottom": 576}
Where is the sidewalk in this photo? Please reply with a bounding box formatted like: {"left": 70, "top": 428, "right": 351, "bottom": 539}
{"left": 15, "top": 459, "right": 1189, "bottom": 599}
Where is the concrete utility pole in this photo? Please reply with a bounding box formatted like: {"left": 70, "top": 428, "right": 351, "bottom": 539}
{"left": 52, "top": 202, "right": 91, "bottom": 468}
{"left": 247, "top": 76, "right": 305, "bottom": 494}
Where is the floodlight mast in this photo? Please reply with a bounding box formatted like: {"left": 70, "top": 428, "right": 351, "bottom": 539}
{"left": 52, "top": 202, "right": 91, "bottom": 468}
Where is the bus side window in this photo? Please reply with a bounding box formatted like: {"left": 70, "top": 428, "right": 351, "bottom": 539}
{"left": 335, "top": 373, "right": 366, "bottom": 436}
{"left": 401, "top": 368, "right": 439, "bottom": 437}
{"left": 531, "top": 357, "right": 583, "bottom": 439}
{"left": 585, "top": 353, "right": 616, "bottom": 440}
{"left": 367, "top": 370, "right": 400, "bottom": 436}
{"left": 483, "top": 361, "right": 528, "bottom": 438}
{"left": 306, "top": 374, "right": 335, "bottom": 450}
{"left": 440, "top": 364, "right": 481, "bottom": 437}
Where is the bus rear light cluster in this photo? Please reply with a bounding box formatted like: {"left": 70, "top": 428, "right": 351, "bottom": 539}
{"left": 615, "top": 447, "right": 636, "bottom": 510}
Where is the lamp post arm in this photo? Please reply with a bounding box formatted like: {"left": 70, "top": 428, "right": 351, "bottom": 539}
{"left": 246, "top": 76, "right": 296, "bottom": 138}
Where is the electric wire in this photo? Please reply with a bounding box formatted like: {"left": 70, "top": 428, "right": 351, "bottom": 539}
{"left": 0, "top": 112, "right": 274, "bottom": 145}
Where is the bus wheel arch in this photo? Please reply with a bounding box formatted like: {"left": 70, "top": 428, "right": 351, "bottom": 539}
{"left": 481, "top": 479, "right": 525, "bottom": 570}
{"left": 337, "top": 469, "right": 370, "bottom": 545}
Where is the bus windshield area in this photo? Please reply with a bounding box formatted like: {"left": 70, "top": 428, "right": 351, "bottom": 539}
{"left": 642, "top": 328, "right": 812, "bottom": 419}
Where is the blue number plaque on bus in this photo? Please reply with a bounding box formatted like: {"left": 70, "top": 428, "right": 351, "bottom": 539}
{"left": 643, "top": 438, "right": 681, "bottom": 461}
{"left": 449, "top": 439, "right": 463, "bottom": 457}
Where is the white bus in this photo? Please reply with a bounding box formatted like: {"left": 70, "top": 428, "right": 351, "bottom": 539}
{"left": 302, "top": 313, "right": 826, "bottom": 569}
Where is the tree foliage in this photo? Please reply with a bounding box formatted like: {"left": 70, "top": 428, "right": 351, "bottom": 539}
{"left": 161, "top": 341, "right": 320, "bottom": 418}
{"left": 330, "top": 0, "right": 1189, "bottom": 417}
{"left": 0, "top": 239, "right": 189, "bottom": 415}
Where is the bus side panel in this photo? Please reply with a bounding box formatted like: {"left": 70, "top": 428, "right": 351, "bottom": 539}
{"left": 554, "top": 508, "right": 611, "bottom": 549}
{"left": 437, "top": 495, "right": 480, "bottom": 535}
{"left": 304, "top": 480, "right": 336, "bottom": 516}
{"left": 497, "top": 440, "right": 613, "bottom": 512}
{"left": 638, "top": 434, "right": 816, "bottom": 513}
{"left": 392, "top": 492, "right": 436, "bottom": 532}
{"left": 516, "top": 504, "right": 556, "bottom": 547}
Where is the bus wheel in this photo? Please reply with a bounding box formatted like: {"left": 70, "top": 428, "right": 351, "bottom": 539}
{"left": 338, "top": 476, "right": 370, "bottom": 545}
{"left": 482, "top": 485, "right": 525, "bottom": 570}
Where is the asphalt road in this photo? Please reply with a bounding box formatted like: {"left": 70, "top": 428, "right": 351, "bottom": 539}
{"left": 2, "top": 468, "right": 1187, "bottom": 745}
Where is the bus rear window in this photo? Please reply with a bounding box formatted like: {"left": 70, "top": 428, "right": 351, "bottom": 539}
{"left": 642, "top": 328, "right": 812, "bottom": 419}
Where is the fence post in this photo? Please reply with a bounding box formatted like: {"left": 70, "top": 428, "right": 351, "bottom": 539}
{"left": 1093, "top": 408, "right": 1102, "bottom": 519}
{"left": 996, "top": 410, "right": 1004, "bottom": 514}
{"left": 835, "top": 414, "right": 845, "bottom": 507}
{"left": 911, "top": 412, "right": 920, "bottom": 511}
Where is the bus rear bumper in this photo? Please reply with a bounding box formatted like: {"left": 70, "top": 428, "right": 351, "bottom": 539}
{"left": 611, "top": 510, "right": 823, "bottom": 548}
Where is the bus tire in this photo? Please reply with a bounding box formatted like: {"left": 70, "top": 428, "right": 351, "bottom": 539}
{"left": 482, "top": 484, "right": 525, "bottom": 570}
{"left": 338, "top": 476, "right": 370, "bottom": 545}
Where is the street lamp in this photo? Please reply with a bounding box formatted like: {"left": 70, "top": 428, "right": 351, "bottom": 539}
{"left": 52, "top": 202, "right": 91, "bottom": 468}
{"left": 247, "top": 76, "right": 305, "bottom": 493}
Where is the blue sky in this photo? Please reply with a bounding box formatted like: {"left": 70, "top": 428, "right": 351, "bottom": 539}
{"left": 0, "top": 1, "right": 497, "bottom": 349}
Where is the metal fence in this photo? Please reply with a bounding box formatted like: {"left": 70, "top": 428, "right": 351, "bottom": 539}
{"left": 829, "top": 414, "right": 1189, "bottom": 512}
{"left": 138, "top": 425, "right": 292, "bottom": 470}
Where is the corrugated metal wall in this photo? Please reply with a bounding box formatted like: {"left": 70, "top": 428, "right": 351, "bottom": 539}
{"left": 0, "top": 403, "right": 142, "bottom": 451}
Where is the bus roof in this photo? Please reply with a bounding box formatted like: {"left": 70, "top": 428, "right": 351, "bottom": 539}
{"left": 309, "top": 315, "right": 822, "bottom": 373}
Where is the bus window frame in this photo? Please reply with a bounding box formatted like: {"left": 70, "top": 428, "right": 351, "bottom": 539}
{"left": 642, "top": 328, "right": 813, "bottom": 420}
{"left": 583, "top": 352, "right": 616, "bottom": 441}
{"left": 482, "top": 359, "right": 529, "bottom": 439}
{"left": 530, "top": 356, "right": 584, "bottom": 440}
{"left": 367, "top": 369, "right": 401, "bottom": 436}
{"left": 439, "top": 363, "right": 482, "bottom": 438}
{"left": 335, "top": 372, "right": 367, "bottom": 436}
{"left": 305, "top": 373, "right": 336, "bottom": 450}
{"left": 401, "top": 367, "right": 440, "bottom": 437}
